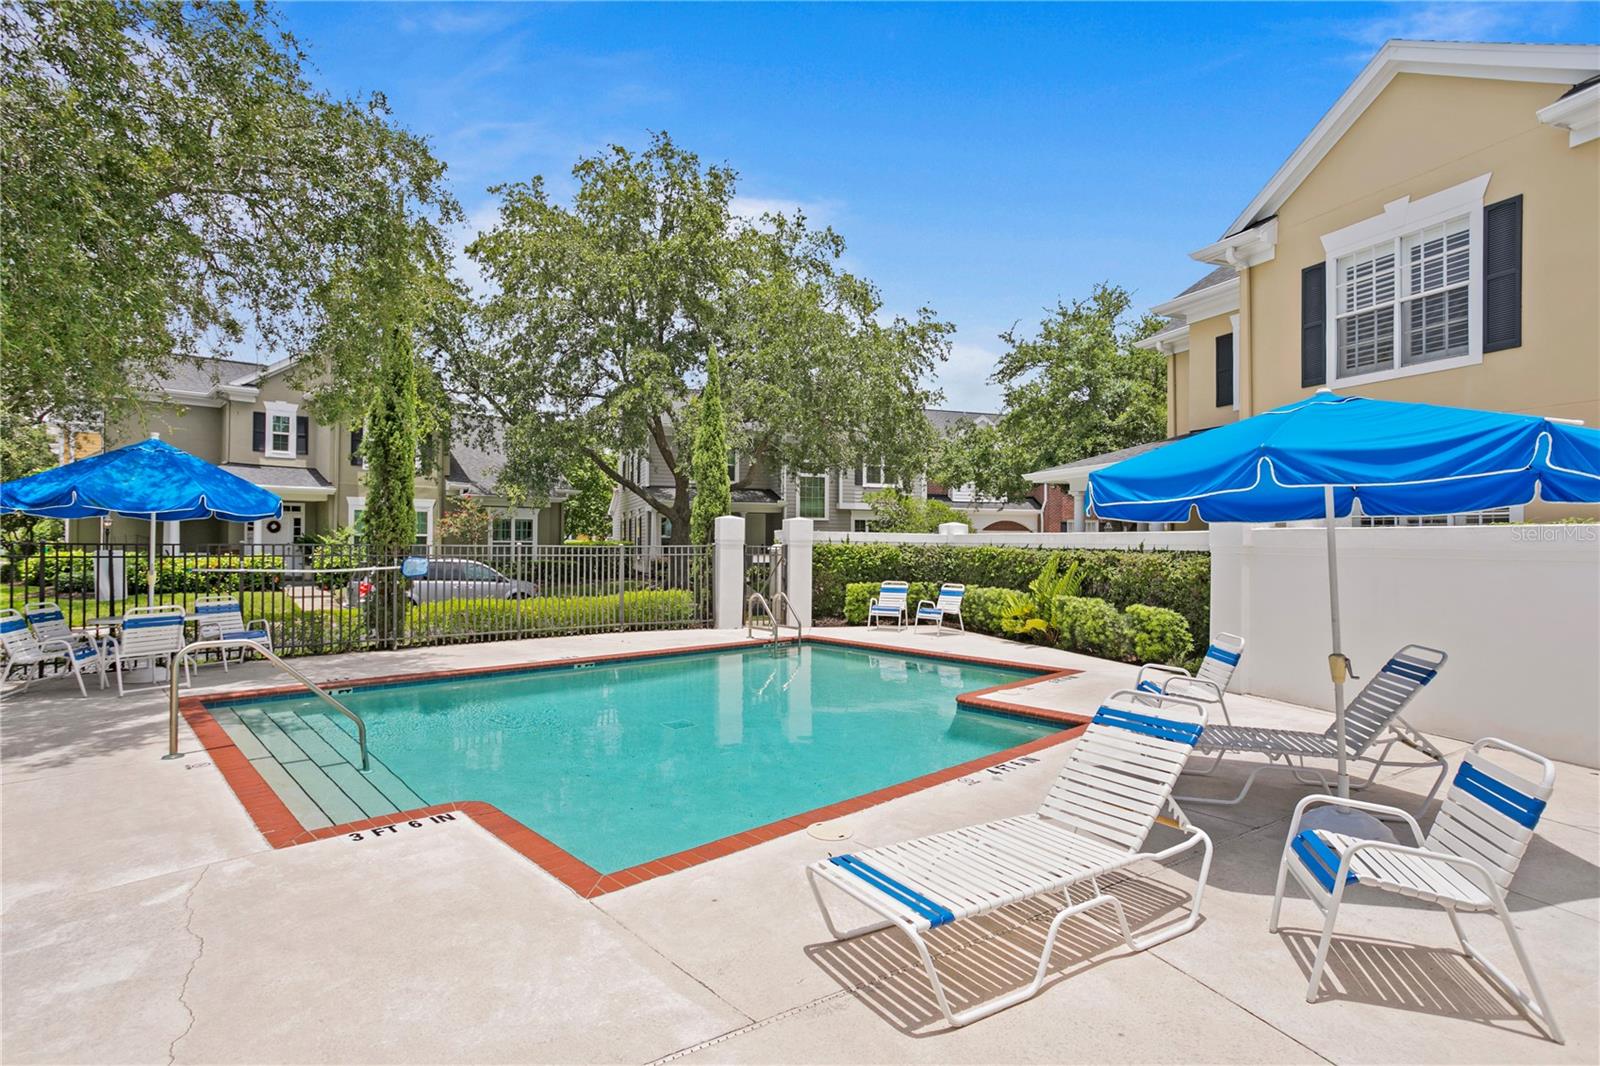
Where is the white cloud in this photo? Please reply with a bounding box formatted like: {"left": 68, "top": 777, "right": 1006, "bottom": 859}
{"left": 449, "top": 200, "right": 505, "bottom": 300}
{"left": 933, "top": 341, "right": 1005, "bottom": 412}
{"left": 1338, "top": 2, "right": 1577, "bottom": 51}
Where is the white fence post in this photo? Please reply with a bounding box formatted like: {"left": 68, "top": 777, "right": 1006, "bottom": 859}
{"left": 782, "top": 517, "right": 814, "bottom": 627}
{"left": 712, "top": 514, "right": 746, "bottom": 629}
{"left": 1207, "top": 522, "right": 1248, "bottom": 687}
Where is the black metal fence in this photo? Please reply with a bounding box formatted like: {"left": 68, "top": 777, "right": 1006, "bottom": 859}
{"left": 0, "top": 540, "right": 712, "bottom": 658}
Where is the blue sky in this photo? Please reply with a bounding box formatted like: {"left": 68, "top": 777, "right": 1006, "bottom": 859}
{"left": 278, "top": 1, "right": 1595, "bottom": 408}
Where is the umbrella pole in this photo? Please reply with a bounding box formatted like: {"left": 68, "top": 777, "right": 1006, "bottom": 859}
{"left": 1324, "top": 485, "right": 1349, "bottom": 800}
{"left": 148, "top": 513, "right": 157, "bottom": 606}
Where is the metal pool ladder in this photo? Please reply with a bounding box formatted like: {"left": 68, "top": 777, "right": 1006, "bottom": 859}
{"left": 165, "top": 638, "right": 370, "bottom": 771}
{"left": 746, "top": 591, "right": 802, "bottom": 646}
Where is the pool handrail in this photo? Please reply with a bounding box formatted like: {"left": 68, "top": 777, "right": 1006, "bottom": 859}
{"left": 165, "top": 638, "right": 370, "bottom": 771}
{"left": 746, "top": 591, "right": 802, "bottom": 645}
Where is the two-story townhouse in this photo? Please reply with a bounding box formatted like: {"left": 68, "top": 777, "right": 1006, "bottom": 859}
{"left": 1030, "top": 40, "right": 1600, "bottom": 527}
{"left": 71, "top": 356, "right": 566, "bottom": 550}
{"left": 610, "top": 408, "right": 1045, "bottom": 546}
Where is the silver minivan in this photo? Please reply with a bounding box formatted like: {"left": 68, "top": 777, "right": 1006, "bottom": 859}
{"left": 349, "top": 558, "right": 537, "bottom": 605}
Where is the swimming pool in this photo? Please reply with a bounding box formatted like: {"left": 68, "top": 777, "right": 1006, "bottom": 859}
{"left": 200, "top": 641, "right": 1072, "bottom": 876}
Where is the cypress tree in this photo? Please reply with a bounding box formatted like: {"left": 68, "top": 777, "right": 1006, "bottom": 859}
{"left": 689, "top": 346, "right": 733, "bottom": 545}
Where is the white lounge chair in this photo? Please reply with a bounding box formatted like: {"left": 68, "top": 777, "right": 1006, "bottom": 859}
{"left": 22, "top": 600, "right": 102, "bottom": 656}
{"left": 1179, "top": 644, "right": 1449, "bottom": 810}
{"left": 807, "top": 691, "right": 1213, "bottom": 1027}
{"left": 1, "top": 608, "right": 105, "bottom": 696}
{"left": 192, "top": 594, "right": 272, "bottom": 670}
{"left": 1270, "top": 737, "right": 1562, "bottom": 1043}
{"left": 1136, "top": 632, "right": 1244, "bottom": 724}
{"left": 105, "top": 605, "right": 189, "bottom": 696}
{"left": 914, "top": 583, "right": 965, "bottom": 634}
{"left": 866, "top": 580, "right": 909, "bottom": 629}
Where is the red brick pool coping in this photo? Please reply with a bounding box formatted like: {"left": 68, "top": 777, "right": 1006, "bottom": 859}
{"left": 181, "top": 634, "right": 1088, "bottom": 899}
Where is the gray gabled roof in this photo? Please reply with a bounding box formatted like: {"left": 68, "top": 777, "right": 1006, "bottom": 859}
{"left": 1175, "top": 264, "right": 1238, "bottom": 298}
{"left": 925, "top": 408, "right": 1000, "bottom": 434}
{"left": 159, "top": 357, "right": 263, "bottom": 395}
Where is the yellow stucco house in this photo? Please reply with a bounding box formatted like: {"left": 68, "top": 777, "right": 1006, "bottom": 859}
{"left": 1033, "top": 40, "right": 1599, "bottom": 526}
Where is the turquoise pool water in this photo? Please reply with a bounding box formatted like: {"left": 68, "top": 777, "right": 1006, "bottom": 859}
{"left": 220, "top": 644, "right": 1056, "bottom": 871}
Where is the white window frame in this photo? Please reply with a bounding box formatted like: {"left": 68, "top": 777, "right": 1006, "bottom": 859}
{"left": 1321, "top": 173, "right": 1490, "bottom": 387}
{"left": 796, "top": 472, "right": 828, "bottom": 520}
{"left": 264, "top": 401, "right": 298, "bottom": 459}
{"left": 346, "top": 495, "right": 436, "bottom": 545}
{"left": 488, "top": 507, "right": 538, "bottom": 545}
{"left": 861, "top": 459, "right": 890, "bottom": 489}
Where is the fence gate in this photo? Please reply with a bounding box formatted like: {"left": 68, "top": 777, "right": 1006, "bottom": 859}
{"left": 742, "top": 542, "right": 785, "bottom": 622}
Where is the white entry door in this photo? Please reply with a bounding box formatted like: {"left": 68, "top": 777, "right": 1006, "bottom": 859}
{"left": 253, "top": 503, "right": 303, "bottom": 545}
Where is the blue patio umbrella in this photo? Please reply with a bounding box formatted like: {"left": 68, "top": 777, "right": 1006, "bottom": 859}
{"left": 1088, "top": 389, "right": 1600, "bottom": 803}
{"left": 0, "top": 435, "right": 281, "bottom": 604}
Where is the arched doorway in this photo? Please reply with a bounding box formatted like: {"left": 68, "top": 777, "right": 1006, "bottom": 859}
{"left": 981, "top": 520, "right": 1029, "bottom": 532}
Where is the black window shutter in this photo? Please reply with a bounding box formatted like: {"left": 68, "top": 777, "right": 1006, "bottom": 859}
{"left": 252, "top": 411, "right": 265, "bottom": 452}
{"left": 350, "top": 428, "right": 364, "bottom": 466}
{"left": 854, "top": 464, "right": 863, "bottom": 486}
{"left": 1484, "top": 194, "right": 1523, "bottom": 353}
{"left": 1215, "top": 333, "right": 1234, "bottom": 408}
{"left": 295, "top": 416, "right": 309, "bottom": 455}
{"left": 1300, "top": 263, "right": 1327, "bottom": 387}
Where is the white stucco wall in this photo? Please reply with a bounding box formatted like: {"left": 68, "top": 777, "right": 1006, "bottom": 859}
{"left": 1211, "top": 523, "right": 1600, "bottom": 767}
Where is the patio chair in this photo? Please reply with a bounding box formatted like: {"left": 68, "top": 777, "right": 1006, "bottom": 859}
{"left": 1270, "top": 737, "right": 1562, "bottom": 1043}
{"left": 1136, "top": 632, "right": 1244, "bottom": 724}
{"left": 807, "top": 691, "right": 1213, "bottom": 1027}
{"left": 866, "top": 580, "right": 909, "bottom": 629}
{"left": 1, "top": 605, "right": 106, "bottom": 697}
{"left": 105, "top": 604, "right": 190, "bottom": 696}
{"left": 1177, "top": 644, "right": 1449, "bottom": 811}
{"left": 22, "top": 600, "right": 102, "bottom": 656}
{"left": 914, "top": 583, "right": 965, "bottom": 634}
{"left": 192, "top": 594, "right": 272, "bottom": 671}
{"left": 0, "top": 608, "right": 105, "bottom": 697}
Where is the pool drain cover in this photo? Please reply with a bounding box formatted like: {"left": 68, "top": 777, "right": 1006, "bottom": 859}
{"left": 662, "top": 719, "right": 694, "bottom": 729}
{"left": 807, "top": 820, "right": 852, "bottom": 841}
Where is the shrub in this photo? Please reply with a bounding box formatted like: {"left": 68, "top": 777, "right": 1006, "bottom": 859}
{"left": 1123, "top": 603, "right": 1193, "bottom": 666}
{"left": 960, "top": 586, "right": 1013, "bottom": 635}
{"left": 999, "top": 555, "right": 1083, "bottom": 644}
{"left": 1051, "top": 595, "right": 1127, "bottom": 660}
{"left": 404, "top": 589, "right": 697, "bottom": 640}
{"left": 811, "top": 543, "right": 1209, "bottom": 641}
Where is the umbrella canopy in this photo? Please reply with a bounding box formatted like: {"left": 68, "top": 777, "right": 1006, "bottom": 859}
{"left": 1088, "top": 391, "right": 1600, "bottom": 524}
{"left": 1088, "top": 390, "right": 1600, "bottom": 814}
{"left": 0, "top": 437, "right": 281, "bottom": 522}
{"left": 1, "top": 437, "right": 281, "bottom": 605}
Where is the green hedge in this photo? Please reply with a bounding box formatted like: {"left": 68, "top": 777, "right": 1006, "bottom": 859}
{"left": 814, "top": 543, "right": 1209, "bottom": 644}
{"left": 404, "top": 588, "right": 698, "bottom": 639}
{"left": 9, "top": 551, "right": 284, "bottom": 594}
{"left": 839, "top": 580, "right": 1193, "bottom": 666}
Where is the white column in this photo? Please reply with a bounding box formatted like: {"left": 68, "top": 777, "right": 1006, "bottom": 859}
{"left": 712, "top": 514, "right": 746, "bottom": 629}
{"left": 163, "top": 520, "right": 181, "bottom": 554}
{"left": 781, "top": 516, "right": 814, "bottom": 628}
{"left": 1071, "top": 489, "right": 1086, "bottom": 532}
{"left": 1208, "top": 522, "right": 1248, "bottom": 684}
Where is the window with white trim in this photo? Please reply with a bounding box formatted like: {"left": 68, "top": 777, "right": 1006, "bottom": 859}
{"left": 264, "top": 401, "right": 297, "bottom": 458}
{"left": 1335, "top": 217, "right": 1470, "bottom": 378}
{"left": 1323, "top": 173, "right": 1489, "bottom": 385}
{"left": 797, "top": 473, "right": 826, "bottom": 518}
{"left": 861, "top": 460, "right": 888, "bottom": 488}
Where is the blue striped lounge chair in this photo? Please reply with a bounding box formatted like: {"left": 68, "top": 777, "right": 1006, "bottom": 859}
{"left": 914, "top": 583, "right": 965, "bottom": 634}
{"left": 1179, "top": 644, "right": 1449, "bottom": 811}
{"left": 1271, "top": 737, "right": 1562, "bottom": 1043}
{"left": 105, "top": 605, "right": 189, "bottom": 696}
{"left": 193, "top": 594, "right": 272, "bottom": 670}
{"left": 806, "top": 691, "right": 1213, "bottom": 1027}
{"left": 23, "top": 600, "right": 102, "bottom": 657}
{"left": 0, "top": 608, "right": 105, "bottom": 697}
{"left": 1136, "top": 632, "right": 1244, "bottom": 723}
{"left": 866, "top": 580, "right": 909, "bottom": 629}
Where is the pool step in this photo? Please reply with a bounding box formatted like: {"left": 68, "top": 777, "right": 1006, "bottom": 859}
{"left": 212, "top": 703, "right": 422, "bottom": 831}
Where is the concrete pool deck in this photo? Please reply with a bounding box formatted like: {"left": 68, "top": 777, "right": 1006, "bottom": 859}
{"left": 2, "top": 627, "right": 1596, "bottom": 1063}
